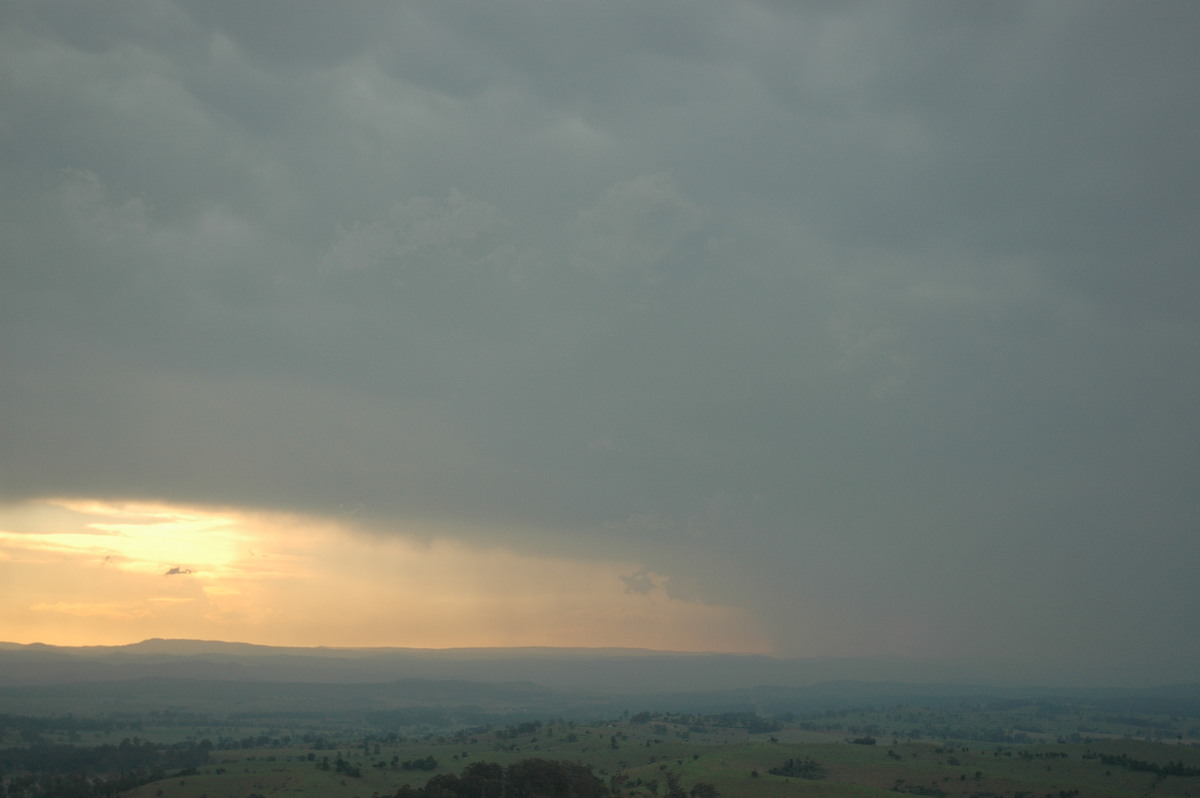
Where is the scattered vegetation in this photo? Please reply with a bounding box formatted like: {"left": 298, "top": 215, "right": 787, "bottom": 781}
{"left": 2, "top": 692, "right": 1200, "bottom": 797}
{"left": 766, "top": 756, "right": 827, "bottom": 779}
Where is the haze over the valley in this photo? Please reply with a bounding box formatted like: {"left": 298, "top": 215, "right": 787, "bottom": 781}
{"left": 2, "top": 1, "right": 1198, "bottom": 688}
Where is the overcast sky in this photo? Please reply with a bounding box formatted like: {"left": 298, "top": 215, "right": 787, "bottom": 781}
{"left": 2, "top": 1, "right": 1198, "bottom": 685}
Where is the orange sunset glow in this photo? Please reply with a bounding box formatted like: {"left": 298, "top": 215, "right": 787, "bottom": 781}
{"left": 0, "top": 499, "right": 769, "bottom": 652}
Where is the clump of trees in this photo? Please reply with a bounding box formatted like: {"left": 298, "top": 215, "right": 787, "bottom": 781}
{"left": 393, "top": 759, "right": 608, "bottom": 798}
{"left": 626, "top": 711, "right": 779, "bottom": 735}
{"left": 1094, "top": 753, "right": 1200, "bottom": 777}
{"left": 494, "top": 721, "right": 543, "bottom": 740}
{"left": 315, "top": 754, "right": 363, "bottom": 777}
{"left": 766, "top": 757, "right": 827, "bottom": 779}
{"left": 0, "top": 738, "right": 211, "bottom": 798}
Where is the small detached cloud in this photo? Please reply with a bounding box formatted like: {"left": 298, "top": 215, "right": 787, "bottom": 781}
{"left": 620, "top": 568, "right": 658, "bottom": 596}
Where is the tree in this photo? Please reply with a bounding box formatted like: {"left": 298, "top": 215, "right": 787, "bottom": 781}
{"left": 393, "top": 759, "right": 609, "bottom": 798}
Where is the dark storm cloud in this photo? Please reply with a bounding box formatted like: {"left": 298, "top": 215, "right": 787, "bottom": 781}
{"left": 2, "top": 0, "right": 1198, "bottom": 682}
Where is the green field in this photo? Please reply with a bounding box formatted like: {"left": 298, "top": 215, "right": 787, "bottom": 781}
{"left": 4, "top": 693, "right": 1200, "bottom": 798}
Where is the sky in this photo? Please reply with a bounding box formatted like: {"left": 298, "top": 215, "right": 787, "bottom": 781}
{"left": 1, "top": 1, "right": 1198, "bottom": 685}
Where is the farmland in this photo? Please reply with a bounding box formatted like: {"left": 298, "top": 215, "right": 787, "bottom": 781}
{"left": 4, "top": 688, "right": 1200, "bottom": 797}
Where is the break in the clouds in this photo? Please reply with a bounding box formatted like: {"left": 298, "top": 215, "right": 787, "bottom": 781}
{"left": 2, "top": 1, "right": 1199, "bottom": 684}
{"left": 0, "top": 499, "right": 763, "bottom": 651}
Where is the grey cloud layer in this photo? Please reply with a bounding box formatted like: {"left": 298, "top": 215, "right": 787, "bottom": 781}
{"left": 2, "top": 1, "right": 1198, "bottom": 681}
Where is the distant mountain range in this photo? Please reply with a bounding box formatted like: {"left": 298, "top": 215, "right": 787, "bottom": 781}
{"left": 1, "top": 639, "right": 1198, "bottom": 721}
{"left": 0, "top": 638, "right": 1192, "bottom": 692}
{"left": 0, "top": 638, "right": 1048, "bottom": 691}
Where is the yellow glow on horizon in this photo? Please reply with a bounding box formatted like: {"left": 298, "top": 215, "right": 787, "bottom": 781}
{"left": 0, "top": 499, "right": 770, "bottom": 653}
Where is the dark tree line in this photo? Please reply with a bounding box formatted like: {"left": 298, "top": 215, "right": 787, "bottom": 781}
{"left": 0, "top": 738, "right": 210, "bottom": 798}
{"left": 0, "top": 738, "right": 210, "bottom": 775}
{"left": 627, "top": 711, "right": 779, "bottom": 735}
{"left": 766, "top": 757, "right": 827, "bottom": 779}
{"left": 393, "top": 759, "right": 608, "bottom": 798}
{"left": 0, "top": 716, "right": 140, "bottom": 742}
{"left": 1096, "top": 753, "right": 1200, "bottom": 778}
